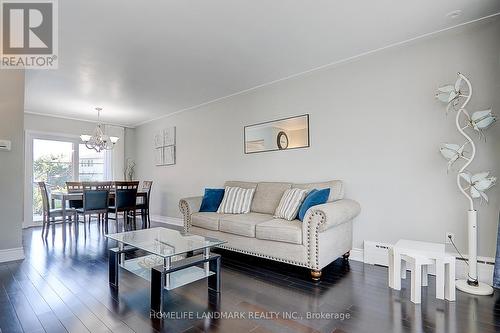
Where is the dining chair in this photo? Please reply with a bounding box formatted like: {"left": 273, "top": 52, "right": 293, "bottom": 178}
{"left": 109, "top": 181, "right": 139, "bottom": 231}
{"left": 77, "top": 184, "right": 110, "bottom": 235}
{"left": 136, "top": 181, "right": 153, "bottom": 229}
{"left": 66, "top": 182, "right": 83, "bottom": 221}
{"left": 37, "top": 182, "right": 77, "bottom": 239}
{"left": 81, "top": 182, "right": 112, "bottom": 228}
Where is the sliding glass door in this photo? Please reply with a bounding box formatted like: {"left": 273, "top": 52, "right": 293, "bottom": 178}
{"left": 32, "top": 139, "right": 76, "bottom": 221}
{"left": 25, "top": 132, "right": 110, "bottom": 225}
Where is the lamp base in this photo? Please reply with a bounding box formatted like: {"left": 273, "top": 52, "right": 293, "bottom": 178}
{"left": 456, "top": 279, "right": 493, "bottom": 296}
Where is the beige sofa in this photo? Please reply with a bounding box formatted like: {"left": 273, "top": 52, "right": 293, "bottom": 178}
{"left": 179, "top": 180, "right": 361, "bottom": 280}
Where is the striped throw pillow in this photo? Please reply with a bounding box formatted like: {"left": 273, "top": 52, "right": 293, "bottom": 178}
{"left": 217, "top": 186, "right": 255, "bottom": 214}
{"left": 274, "top": 188, "right": 308, "bottom": 221}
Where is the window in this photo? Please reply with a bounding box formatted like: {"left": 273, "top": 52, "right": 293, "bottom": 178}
{"left": 78, "top": 144, "right": 106, "bottom": 181}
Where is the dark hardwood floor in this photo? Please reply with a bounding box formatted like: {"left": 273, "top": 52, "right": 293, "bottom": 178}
{"left": 1, "top": 221, "right": 499, "bottom": 333}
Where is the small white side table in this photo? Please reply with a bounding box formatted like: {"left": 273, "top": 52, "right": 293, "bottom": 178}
{"left": 388, "top": 240, "right": 456, "bottom": 303}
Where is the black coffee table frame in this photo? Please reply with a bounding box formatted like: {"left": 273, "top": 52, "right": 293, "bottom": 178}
{"left": 108, "top": 246, "right": 221, "bottom": 312}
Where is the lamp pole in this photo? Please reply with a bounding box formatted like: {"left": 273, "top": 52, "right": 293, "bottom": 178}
{"left": 453, "top": 73, "right": 493, "bottom": 295}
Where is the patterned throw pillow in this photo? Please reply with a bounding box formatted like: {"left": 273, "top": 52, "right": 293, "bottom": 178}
{"left": 274, "top": 188, "right": 308, "bottom": 221}
{"left": 217, "top": 186, "right": 255, "bottom": 214}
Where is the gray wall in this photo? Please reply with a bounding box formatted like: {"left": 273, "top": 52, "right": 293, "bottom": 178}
{"left": 135, "top": 18, "right": 500, "bottom": 257}
{"left": 0, "top": 71, "right": 25, "bottom": 251}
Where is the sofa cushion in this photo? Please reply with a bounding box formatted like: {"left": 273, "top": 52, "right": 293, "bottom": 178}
{"left": 293, "top": 180, "right": 344, "bottom": 202}
{"left": 256, "top": 219, "right": 303, "bottom": 245}
{"left": 219, "top": 213, "right": 273, "bottom": 237}
{"left": 199, "top": 188, "right": 225, "bottom": 212}
{"left": 251, "top": 182, "right": 292, "bottom": 214}
{"left": 217, "top": 186, "right": 255, "bottom": 214}
{"left": 191, "top": 212, "right": 226, "bottom": 231}
{"left": 274, "top": 188, "right": 308, "bottom": 221}
{"left": 297, "top": 188, "right": 330, "bottom": 221}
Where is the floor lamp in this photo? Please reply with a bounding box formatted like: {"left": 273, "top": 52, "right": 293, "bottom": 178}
{"left": 436, "top": 73, "right": 496, "bottom": 295}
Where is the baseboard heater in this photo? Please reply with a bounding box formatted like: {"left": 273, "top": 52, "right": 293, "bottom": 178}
{"left": 363, "top": 240, "right": 495, "bottom": 267}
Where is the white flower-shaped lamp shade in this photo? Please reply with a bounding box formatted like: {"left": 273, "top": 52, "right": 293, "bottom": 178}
{"left": 469, "top": 109, "right": 496, "bottom": 132}
{"left": 436, "top": 85, "right": 458, "bottom": 103}
{"left": 459, "top": 171, "right": 496, "bottom": 202}
{"left": 435, "top": 76, "right": 465, "bottom": 112}
{"left": 440, "top": 143, "right": 466, "bottom": 171}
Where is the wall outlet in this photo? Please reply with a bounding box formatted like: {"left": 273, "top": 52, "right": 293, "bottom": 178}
{"left": 446, "top": 232, "right": 455, "bottom": 244}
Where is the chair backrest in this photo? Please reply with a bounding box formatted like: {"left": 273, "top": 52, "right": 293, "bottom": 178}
{"left": 82, "top": 181, "right": 113, "bottom": 190}
{"left": 114, "top": 181, "right": 139, "bottom": 190}
{"left": 82, "top": 189, "right": 109, "bottom": 212}
{"left": 114, "top": 181, "right": 139, "bottom": 210}
{"left": 66, "top": 182, "right": 83, "bottom": 193}
{"left": 142, "top": 181, "right": 153, "bottom": 198}
{"left": 37, "top": 182, "right": 50, "bottom": 215}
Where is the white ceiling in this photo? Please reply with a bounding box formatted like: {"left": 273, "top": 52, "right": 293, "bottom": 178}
{"left": 24, "top": 0, "right": 500, "bottom": 127}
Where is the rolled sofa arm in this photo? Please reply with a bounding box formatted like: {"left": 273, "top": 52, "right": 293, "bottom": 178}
{"left": 179, "top": 196, "right": 203, "bottom": 231}
{"left": 303, "top": 199, "right": 361, "bottom": 233}
{"left": 303, "top": 199, "right": 361, "bottom": 270}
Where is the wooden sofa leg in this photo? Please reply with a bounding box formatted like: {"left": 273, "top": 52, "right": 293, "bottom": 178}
{"left": 342, "top": 251, "right": 350, "bottom": 260}
{"left": 310, "top": 269, "right": 322, "bottom": 281}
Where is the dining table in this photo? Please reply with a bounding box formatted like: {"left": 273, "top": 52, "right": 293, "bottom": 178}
{"left": 50, "top": 190, "right": 148, "bottom": 234}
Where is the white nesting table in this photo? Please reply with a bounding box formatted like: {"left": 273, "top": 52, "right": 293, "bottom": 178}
{"left": 388, "top": 240, "right": 456, "bottom": 303}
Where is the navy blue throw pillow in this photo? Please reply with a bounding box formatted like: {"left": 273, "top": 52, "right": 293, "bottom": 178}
{"left": 297, "top": 188, "right": 330, "bottom": 221}
{"left": 199, "top": 188, "right": 225, "bottom": 212}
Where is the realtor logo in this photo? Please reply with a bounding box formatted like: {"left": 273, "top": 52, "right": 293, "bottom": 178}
{"left": 1, "top": 0, "right": 58, "bottom": 68}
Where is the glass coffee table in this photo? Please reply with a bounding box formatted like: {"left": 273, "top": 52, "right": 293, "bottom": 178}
{"left": 106, "top": 227, "right": 225, "bottom": 312}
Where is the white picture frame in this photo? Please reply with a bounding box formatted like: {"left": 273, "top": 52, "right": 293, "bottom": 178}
{"left": 163, "top": 127, "right": 176, "bottom": 146}
{"left": 154, "top": 127, "right": 176, "bottom": 166}
{"left": 154, "top": 147, "right": 164, "bottom": 166}
{"left": 154, "top": 131, "right": 164, "bottom": 148}
{"left": 163, "top": 146, "right": 175, "bottom": 165}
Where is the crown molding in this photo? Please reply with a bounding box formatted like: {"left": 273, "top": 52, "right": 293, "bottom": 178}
{"left": 24, "top": 110, "right": 135, "bottom": 129}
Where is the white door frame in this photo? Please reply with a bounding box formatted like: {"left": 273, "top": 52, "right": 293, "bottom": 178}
{"left": 24, "top": 130, "right": 81, "bottom": 228}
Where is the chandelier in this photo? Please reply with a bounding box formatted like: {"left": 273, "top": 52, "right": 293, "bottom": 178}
{"left": 80, "top": 107, "right": 119, "bottom": 152}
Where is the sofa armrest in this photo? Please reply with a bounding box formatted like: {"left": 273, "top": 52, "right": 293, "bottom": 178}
{"left": 303, "top": 199, "right": 361, "bottom": 233}
{"left": 303, "top": 199, "right": 361, "bottom": 270}
{"left": 179, "top": 196, "right": 203, "bottom": 231}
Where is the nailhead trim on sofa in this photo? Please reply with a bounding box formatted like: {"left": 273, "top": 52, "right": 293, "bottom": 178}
{"left": 216, "top": 244, "right": 309, "bottom": 267}
{"left": 179, "top": 199, "right": 191, "bottom": 233}
{"left": 303, "top": 210, "right": 326, "bottom": 269}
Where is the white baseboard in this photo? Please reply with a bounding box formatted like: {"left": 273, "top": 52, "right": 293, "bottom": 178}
{"left": 350, "top": 247, "right": 364, "bottom": 262}
{"left": 0, "top": 247, "right": 25, "bottom": 263}
{"left": 352, "top": 244, "right": 495, "bottom": 285}
{"left": 151, "top": 215, "right": 183, "bottom": 226}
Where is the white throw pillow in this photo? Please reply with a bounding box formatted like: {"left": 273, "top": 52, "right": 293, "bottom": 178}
{"left": 217, "top": 186, "right": 255, "bottom": 214}
{"left": 274, "top": 188, "right": 308, "bottom": 221}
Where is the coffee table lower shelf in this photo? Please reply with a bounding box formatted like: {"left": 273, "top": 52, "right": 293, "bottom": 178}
{"left": 120, "top": 255, "right": 215, "bottom": 290}
{"left": 108, "top": 247, "right": 221, "bottom": 312}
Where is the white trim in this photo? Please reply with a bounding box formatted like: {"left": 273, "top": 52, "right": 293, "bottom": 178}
{"left": 151, "top": 215, "right": 183, "bottom": 226}
{"left": 134, "top": 12, "right": 500, "bottom": 127}
{"left": 0, "top": 247, "right": 25, "bottom": 263}
{"left": 24, "top": 131, "right": 81, "bottom": 227}
{"left": 350, "top": 246, "right": 495, "bottom": 285}
{"left": 350, "top": 247, "right": 364, "bottom": 262}
{"left": 22, "top": 221, "right": 40, "bottom": 229}
{"left": 24, "top": 110, "right": 134, "bottom": 129}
